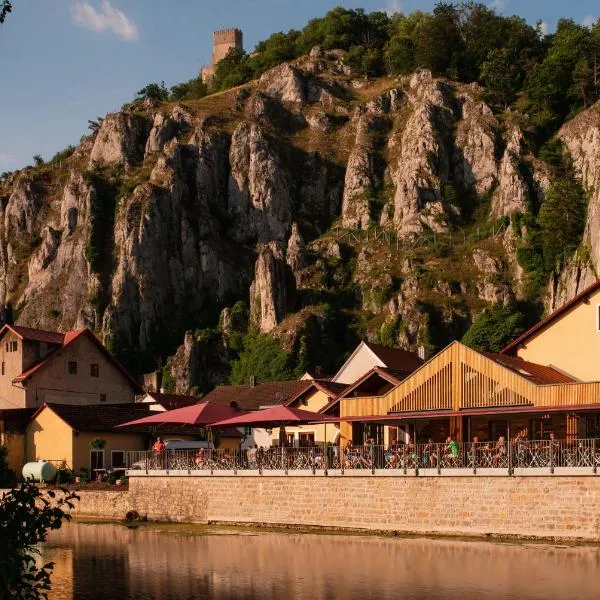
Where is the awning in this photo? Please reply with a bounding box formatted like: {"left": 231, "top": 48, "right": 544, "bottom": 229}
{"left": 340, "top": 403, "right": 600, "bottom": 423}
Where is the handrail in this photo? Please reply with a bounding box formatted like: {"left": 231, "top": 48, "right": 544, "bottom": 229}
{"left": 125, "top": 439, "right": 600, "bottom": 475}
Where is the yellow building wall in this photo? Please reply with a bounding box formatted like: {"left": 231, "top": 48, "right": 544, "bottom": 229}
{"left": 26, "top": 408, "right": 73, "bottom": 467}
{"left": 0, "top": 331, "right": 27, "bottom": 409}
{"left": 0, "top": 431, "right": 26, "bottom": 473}
{"left": 272, "top": 390, "right": 340, "bottom": 446}
{"left": 72, "top": 431, "right": 146, "bottom": 473}
{"left": 516, "top": 288, "right": 600, "bottom": 382}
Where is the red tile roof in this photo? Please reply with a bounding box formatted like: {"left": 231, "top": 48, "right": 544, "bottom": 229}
{"left": 502, "top": 280, "right": 600, "bottom": 355}
{"left": 201, "top": 380, "right": 310, "bottom": 411}
{"left": 482, "top": 353, "right": 576, "bottom": 385}
{"left": 10, "top": 327, "right": 141, "bottom": 392}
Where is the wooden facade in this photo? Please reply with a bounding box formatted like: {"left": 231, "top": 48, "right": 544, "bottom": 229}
{"left": 339, "top": 342, "right": 600, "bottom": 442}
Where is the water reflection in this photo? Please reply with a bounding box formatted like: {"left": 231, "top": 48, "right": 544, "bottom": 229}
{"left": 44, "top": 523, "right": 600, "bottom": 600}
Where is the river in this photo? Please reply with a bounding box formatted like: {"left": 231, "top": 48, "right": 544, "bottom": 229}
{"left": 42, "top": 522, "right": 600, "bottom": 599}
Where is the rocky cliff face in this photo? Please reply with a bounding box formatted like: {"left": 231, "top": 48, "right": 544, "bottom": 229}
{"left": 1, "top": 53, "right": 599, "bottom": 386}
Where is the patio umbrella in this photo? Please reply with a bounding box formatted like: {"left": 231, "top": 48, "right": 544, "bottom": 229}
{"left": 114, "top": 401, "right": 246, "bottom": 428}
{"left": 210, "top": 405, "right": 339, "bottom": 446}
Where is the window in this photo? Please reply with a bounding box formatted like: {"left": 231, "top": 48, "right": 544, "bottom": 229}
{"left": 68, "top": 361, "right": 77, "bottom": 375}
{"left": 111, "top": 450, "right": 126, "bottom": 469}
{"left": 1, "top": 362, "right": 4, "bottom": 376}
{"left": 5, "top": 341, "right": 17, "bottom": 353}
{"left": 90, "top": 364, "right": 99, "bottom": 377}
{"left": 100, "top": 394, "right": 107, "bottom": 402}
{"left": 90, "top": 450, "right": 104, "bottom": 476}
{"left": 597, "top": 304, "right": 600, "bottom": 332}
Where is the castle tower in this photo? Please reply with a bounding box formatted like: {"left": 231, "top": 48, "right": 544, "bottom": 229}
{"left": 201, "top": 28, "right": 244, "bottom": 84}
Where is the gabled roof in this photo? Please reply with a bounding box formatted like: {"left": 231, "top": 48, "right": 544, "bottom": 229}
{"left": 482, "top": 353, "right": 576, "bottom": 385}
{"left": 332, "top": 340, "right": 422, "bottom": 382}
{"left": 144, "top": 392, "right": 201, "bottom": 410}
{"left": 0, "top": 324, "right": 64, "bottom": 345}
{"left": 33, "top": 403, "right": 153, "bottom": 432}
{"left": 285, "top": 379, "right": 348, "bottom": 407}
{"left": 201, "top": 380, "right": 310, "bottom": 411}
{"left": 10, "top": 327, "right": 141, "bottom": 392}
{"left": 502, "top": 280, "right": 600, "bottom": 355}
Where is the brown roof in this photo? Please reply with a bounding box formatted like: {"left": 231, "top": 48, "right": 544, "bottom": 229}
{"left": 201, "top": 380, "right": 310, "bottom": 411}
{"left": 483, "top": 353, "right": 576, "bottom": 385}
{"left": 145, "top": 392, "right": 201, "bottom": 411}
{"left": 502, "top": 280, "right": 600, "bottom": 355}
{"left": 285, "top": 379, "right": 348, "bottom": 407}
{"left": 0, "top": 324, "right": 64, "bottom": 345}
{"left": 37, "top": 403, "right": 153, "bottom": 432}
{"left": 363, "top": 341, "right": 423, "bottom": 372}
{"left": 0, "top": 408, "right": 35, "bottom": 433}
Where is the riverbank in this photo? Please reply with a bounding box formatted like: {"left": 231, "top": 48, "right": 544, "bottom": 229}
{"left": 53, "top": 473, "right": 600, "bottom": 542}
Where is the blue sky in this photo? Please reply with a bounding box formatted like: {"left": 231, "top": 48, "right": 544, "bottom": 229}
{"left": 0, "top": 0, "right": 598, "bottom": 172}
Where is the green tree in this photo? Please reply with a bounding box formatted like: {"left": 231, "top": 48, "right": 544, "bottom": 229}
{"left": 0, "top": 482, "right": 79, "bottom": 598}
{"left": 462, "top": 304, "right": 527, "bottom": 352}
{"left": 0, "top": 0, "right": 11, "bottom": 24}
{"left": 211, "top": 48, "right": 253, "bottom": 91}
{"left": 136, "top": 81, "right": 169, "bottom": 102}
{"left": 230, "top": 332, "right": 293, "bottom": 385}
{"left": 538, "top": 175, "right": 587, "bottom": 271}
{"left": 170, "top": 76, "right": 208, "bottom": 101}
{"left": 32, "top": 154, "right": 44, "bottom": 167}
{"left": 481, "top": 48, "right": 521, "bottom": 108}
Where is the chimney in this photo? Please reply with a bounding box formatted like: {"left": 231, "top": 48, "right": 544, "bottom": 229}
{"left": 249, "top": 375, "right": 256, "bottom": 388}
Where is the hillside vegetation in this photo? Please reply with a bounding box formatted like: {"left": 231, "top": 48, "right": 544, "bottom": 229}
{"left": 1, "top": 4, "right": 599, "bottom": 393}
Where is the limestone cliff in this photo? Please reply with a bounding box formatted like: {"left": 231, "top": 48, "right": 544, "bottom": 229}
{"left": 1, "top": 52, "right": 599, "bottom": 385}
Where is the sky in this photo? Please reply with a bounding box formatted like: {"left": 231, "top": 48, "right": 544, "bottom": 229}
{"left": 0, "top": 0, "right": 598, "bottom": 172}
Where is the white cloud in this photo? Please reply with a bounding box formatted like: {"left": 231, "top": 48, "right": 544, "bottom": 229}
{"left": 385, "top": 0, "right": 403, "bottom": 17}
{"left": 488, "top": 0, "right": 507, "bottom": 12}
{"left": 583, "top": 15, "right": 597, "bottom": 29}
{"left": 71, "top": 1, "right": 139, "bottom": 41}
{"left": 539, "top": 21, "right": 549, "bottom": 36}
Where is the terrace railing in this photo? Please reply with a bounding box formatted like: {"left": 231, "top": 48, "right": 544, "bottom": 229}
{"left": 125, "top": 439, "right": 600, "bottom": 475}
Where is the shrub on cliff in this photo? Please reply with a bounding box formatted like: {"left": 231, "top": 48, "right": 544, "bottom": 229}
{"left": 462, "top": 303, "right": 527, "bottom": 353}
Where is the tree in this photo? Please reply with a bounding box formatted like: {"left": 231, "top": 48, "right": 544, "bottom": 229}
{"left": 0, "top": 446, "right": 16, "bottom": 487}
{"left": 481, "top": 48, "right": 521, "bottom": 108}
{"left": 538, "top": 175, "right": 587, "bottom": 271}
{"left": 136, "top": 81, "right": 169, "bottom": 102}
{"left": 0, "top": 0, "right": 11, "bottom": 24}
{"left": 230, "top": 332, "right": 293, "bottom": 385}
{"left": 210, "top": 48, "right": 253, "bottom": 91}
{"left": 170, "top": 76, "right": 207, "bottom": 101}
{"left": 32, "top": 154, "right": 44, "bottom": 167}
{"left": 0, "top": 482, "right": 79, "bottom": 598}
{"left": 462, "top": 303, "right": 527, "bottom": 352}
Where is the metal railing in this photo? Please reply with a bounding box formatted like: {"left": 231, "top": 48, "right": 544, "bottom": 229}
{"left": 125, "top": 439, "right": 600, "bottom": 475}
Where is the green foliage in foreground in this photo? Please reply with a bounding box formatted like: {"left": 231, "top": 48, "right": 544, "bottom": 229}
{"left": 0, "top": 482, "right": 79, "bottom": 599}
{"left": 462, "top": 303, "right": 527, "bottom": 353}
{"left": 0, "top": 446, "right": 16, "bottom": 488}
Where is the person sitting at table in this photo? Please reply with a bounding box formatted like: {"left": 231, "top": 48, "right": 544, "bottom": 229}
{"left": 444, "top": 436, "right": 459, "bottom": 465}
{"left": 423, "top": 438, "right": 437, "bottom": 468}
{"left": 492, "top": 436, "right": 507, "bottom": 467}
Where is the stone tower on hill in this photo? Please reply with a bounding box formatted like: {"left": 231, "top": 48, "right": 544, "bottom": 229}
{"left": 201, "top": 28, "right": 243, "bottom": 84}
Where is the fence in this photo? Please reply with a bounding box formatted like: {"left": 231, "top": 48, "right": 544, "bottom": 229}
{"left": 126, "top": 439, "right": 600, "bottom": 475}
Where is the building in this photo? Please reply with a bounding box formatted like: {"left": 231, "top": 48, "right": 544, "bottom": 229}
{"left": 502, "top": 281, "right": 600, "bottom": 382}
{"left": 202, "top": 379, "right": 309, "bottom": 448}
{"left": 139, "top": 391, "right": 201, "bottom": 412}
{"left": 272, "top": 380, "right": 348, "bottom": 446}
{"left": 201, "top": 28, "right": 243, "bottom": 84}
{"left": 26, "top": 403, "right": 153, "bottom": 474}
{"left": 332, "top": 340, "right": 423, "bottom": 384}
{"left": 0, "top": 408, "right": 33, "bottom": 473}
{"left": 0, "top": 325, "right": 141, "bottom": 409}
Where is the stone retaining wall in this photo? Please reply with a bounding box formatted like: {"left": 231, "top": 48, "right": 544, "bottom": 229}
{"left": 7, "top": 474, "right": 600, "bottom": 540}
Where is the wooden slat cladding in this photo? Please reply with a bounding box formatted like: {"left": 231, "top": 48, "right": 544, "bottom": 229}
{"left": 339, "top": 342, "right": 600, "bottom": 420}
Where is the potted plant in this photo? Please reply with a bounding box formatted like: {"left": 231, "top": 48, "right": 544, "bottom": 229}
{"left": 89, "top": 438, "right": 106, "bottom": 450}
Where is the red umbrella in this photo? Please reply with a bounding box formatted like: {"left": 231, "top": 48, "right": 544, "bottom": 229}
{"left": 114, "top": 401, "right": 246, "bottom": 428}
{"left": 210, "top": 405, "right": 339, "bottom": 429}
